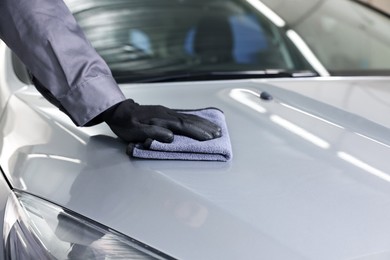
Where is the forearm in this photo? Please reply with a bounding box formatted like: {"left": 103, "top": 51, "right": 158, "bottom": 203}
{"left": 0, "top": 0, "right": 125, "bottom": 126}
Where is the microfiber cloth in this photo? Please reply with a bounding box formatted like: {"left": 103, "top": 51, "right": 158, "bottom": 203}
{"left": 127, "top": 108, "right": 232, "bottom": 161}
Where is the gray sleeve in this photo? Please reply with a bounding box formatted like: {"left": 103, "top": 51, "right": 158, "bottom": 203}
{"left": 0, "top": 0, "right": 126, "bottom": 126}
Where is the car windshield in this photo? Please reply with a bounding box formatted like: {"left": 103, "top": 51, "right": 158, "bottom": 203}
{"left": 261, "top": 0, "right": 390, "bottom": 76}
{"left": 65, "top": 0, "right": 390, "bottom": 82}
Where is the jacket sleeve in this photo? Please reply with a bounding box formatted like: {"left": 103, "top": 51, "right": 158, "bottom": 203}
{"left": 0, "top": 0, "right": 126, "bottom": 126}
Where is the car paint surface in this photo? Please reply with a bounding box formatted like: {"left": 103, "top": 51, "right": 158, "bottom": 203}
{"left": 1, "top": 39, "right": 390, "bottom": 259}
{"left": 0, "top": 175, "right": 11, "bottom": 257}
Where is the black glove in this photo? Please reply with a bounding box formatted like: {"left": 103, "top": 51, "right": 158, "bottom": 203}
{"left": 102, "top": 99, "right": 222, "bottom": 143}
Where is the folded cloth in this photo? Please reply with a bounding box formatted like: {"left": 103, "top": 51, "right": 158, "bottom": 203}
{"left": 127, "top": 108, "right": 232, "bottom": 161}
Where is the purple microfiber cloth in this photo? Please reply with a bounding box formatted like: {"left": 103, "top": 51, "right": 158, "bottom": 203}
{"left": 127, "top": 108, "right": 232, "bottom": 161}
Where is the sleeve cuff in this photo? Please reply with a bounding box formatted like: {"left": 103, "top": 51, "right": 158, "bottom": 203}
{"left": 59, "top": 75, "right": 126, "bottom": 126}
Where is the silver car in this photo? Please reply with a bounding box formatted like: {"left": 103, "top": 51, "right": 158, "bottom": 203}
{"left": 1, "top": 0, "right": 390, "bottom": 259}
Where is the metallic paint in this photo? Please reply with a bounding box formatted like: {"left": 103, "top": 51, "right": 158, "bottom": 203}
{"left": 1, "top": 44, "right": 390, "bottom": 259}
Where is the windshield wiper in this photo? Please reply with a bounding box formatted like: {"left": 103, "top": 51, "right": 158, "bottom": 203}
{"left": 115, "top": 69, "right": 318, "bottom": 83}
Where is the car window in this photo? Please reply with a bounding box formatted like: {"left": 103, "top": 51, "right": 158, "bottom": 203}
{"left": 261, "top": 0, "right": 390, "bottom": 75}
{"left": 65, "top": 0, "right": 390, "bottom": 80}
{"left": 65, "top": 0, "right": 314, "bottom": 82}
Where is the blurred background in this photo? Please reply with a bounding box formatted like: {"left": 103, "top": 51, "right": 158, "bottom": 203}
{"left": 359, "top": 0, "right": 390, "bottom": 14}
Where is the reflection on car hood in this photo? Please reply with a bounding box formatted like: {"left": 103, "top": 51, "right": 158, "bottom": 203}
{"left": 2, "top": 78, "right": 390, "bottom": 259}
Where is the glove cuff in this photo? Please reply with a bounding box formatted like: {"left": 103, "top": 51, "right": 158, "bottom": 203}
{"left": 101, "top": 99, "right": 138, "bottom": 125}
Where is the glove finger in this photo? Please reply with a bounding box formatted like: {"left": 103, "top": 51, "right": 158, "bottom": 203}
{"left": 178, "top": 113, "right": 222, "bottom": 138}
{"left": 149, "top": 118, "right": 217, "bottom": 141}
{"left": 150, "top": 111, "right": 222, "bottom": 138}
{"left": 109, "top": 124, "right": 174, "bottom": 143}
{"left": 141, "top": 125, "right": 175, "bottom": 143}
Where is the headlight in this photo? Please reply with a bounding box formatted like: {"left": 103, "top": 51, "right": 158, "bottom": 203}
{"left": 3, "top": 191, "right": 171, "bottom": 259}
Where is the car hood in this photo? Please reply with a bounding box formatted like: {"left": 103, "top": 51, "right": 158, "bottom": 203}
{"left": 2, "top": 78, "right": 390, "bottom": 259}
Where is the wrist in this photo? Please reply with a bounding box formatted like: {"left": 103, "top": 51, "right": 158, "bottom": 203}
{"left": 102, "top": 99, "right": 138, "bottom": 124}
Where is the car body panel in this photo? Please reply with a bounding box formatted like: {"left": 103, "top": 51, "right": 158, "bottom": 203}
{"left": 1, "top": 73, "right": 390, "bottom": 259}
{"left": 266, "top": 76, "right": 390, "bottom": 130}
{"left": 0, "top": 171, "right": 11, "bottom": 258}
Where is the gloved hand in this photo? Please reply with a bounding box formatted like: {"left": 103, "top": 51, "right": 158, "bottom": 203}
{"left": 102, "top": 99, "right": 222, "bottom": 143}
